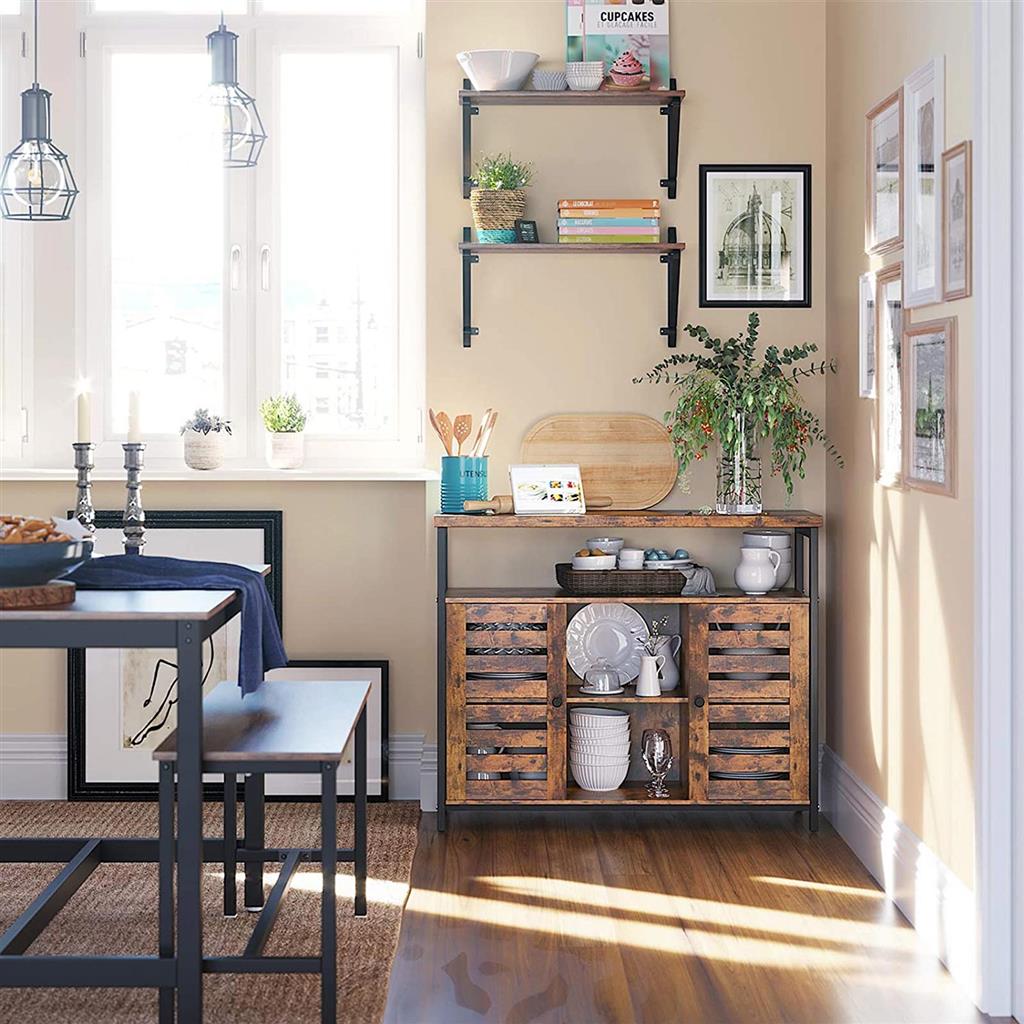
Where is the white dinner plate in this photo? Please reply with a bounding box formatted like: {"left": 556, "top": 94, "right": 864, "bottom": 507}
{"left": 566, "top": 603, "right": 649, "bottom": 683}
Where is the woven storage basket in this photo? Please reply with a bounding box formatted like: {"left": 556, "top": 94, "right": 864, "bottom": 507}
{"left": 470, "top": 188, "right": 527, "bottom": 242}
{"left": 555, "top": 563, "right": 687, "bottom": 596}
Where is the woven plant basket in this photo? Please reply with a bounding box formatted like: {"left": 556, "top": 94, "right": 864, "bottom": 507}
{"left": 555, "top": 563, "right": 688, "bottom": 596}
{"left": 470, "top": 188, "right": 526, "bottom": 243}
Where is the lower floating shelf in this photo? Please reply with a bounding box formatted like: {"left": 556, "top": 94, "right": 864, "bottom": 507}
{"left": 567, "top": 684, "right": 688, "bottom": 704}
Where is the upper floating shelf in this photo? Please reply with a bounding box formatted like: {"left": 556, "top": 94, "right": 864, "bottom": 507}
{"left": 458, "top": 241, "right": 686, "bottom": 255}
{"left": 458, "top": 87, "right": 687, "bottom": 107}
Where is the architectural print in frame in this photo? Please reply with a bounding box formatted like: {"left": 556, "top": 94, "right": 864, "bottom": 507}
{"left": 875, "top": 263, "right": 904, "bottom": 485}
{"left": 68, "top": 510, "right": 283, "bottom": 800}
{"left": 858, "top": 271, "right": 877, "bottom": 398}
{"left": 865, "top": 88, "right": 902, "bottom": 255}
{"left": 903, "top": 316, "right": 957, "bottom": 496}
{"left": 699, "top": 164, "right": 811, "bottom": 307}
{"left": 941, "top": 141, "right": 972, "bottom": 300}
{"left": 903, "top": 56, "right": 945, "bottom": 308}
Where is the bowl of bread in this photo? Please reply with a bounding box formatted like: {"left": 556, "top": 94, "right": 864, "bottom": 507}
{"left": 0, "top": 516, "right": 93, "bottom": 587}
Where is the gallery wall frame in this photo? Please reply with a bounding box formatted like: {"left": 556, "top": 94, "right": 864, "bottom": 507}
{"left": 874, "top": 262, "right": 904, "bottom": 487}
{"left": 942, "top": 140, "right": 973, "bottom": 301}
{"left": 858, "top": 270, "right": 877, "bottom": 398}
{"left": 865, "top": 87, "right": 903, "bottom": 256}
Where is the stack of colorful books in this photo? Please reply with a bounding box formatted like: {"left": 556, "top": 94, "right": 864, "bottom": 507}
{"left": 556, "top": 199, "right": 661, "bottom": 244}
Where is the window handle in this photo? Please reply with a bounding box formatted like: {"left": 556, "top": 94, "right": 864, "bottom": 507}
{"left": 260, "top": 245, "right": 271, "bottom": 291}
{"left": 229, "top": 245, "right": 242, "bottom": 290}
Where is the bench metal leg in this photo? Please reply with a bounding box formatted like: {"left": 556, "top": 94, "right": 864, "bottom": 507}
{"left": 321, "top": 762, "right": 338, "bottom": 1024}
{"left": 244, "top": 772, "right": 265, "bottom": 912}
{"left": 158, "top": 762, "right": 175, "bottom": 1024}
{"left": 354, "top": 707, "right": 367, "bottom": 918}
{"left": 224, "top": 773, "right": 237, "bottom": 918}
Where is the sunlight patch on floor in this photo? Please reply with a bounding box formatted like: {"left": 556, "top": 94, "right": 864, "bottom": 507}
{"left": 750, "top": 875, "right": 885, "bottom": 899}
{"left": 215, "top": 868, "right": 410, "bottom": 906}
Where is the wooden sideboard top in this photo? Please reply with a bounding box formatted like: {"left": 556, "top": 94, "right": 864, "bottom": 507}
{"left": 433, "top": 510, "right": 823, "bottom": 529}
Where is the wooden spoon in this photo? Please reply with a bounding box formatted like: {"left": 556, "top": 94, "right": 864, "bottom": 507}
{"left": 469, "top": 407, "right": 492, "bottom": 456}
{"left": 428, "top": 408, "right": 451, "bottom": 454}
{"left": 453, "top": 414, "right": 473, "bottom": 456}
{"left": 476, "top": 410, "right": 498, "bottom": 457}
{"left": 435, "top": 411, "right": 455, "bottom": 456}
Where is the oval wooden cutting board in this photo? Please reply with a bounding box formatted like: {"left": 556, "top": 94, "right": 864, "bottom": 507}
{"left": 520, "top": 414, "right": 678, "bottom": 510}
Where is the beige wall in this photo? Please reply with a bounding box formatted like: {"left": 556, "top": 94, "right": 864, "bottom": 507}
{"left": 824, "top": 0, "right": 975, "bottom": 886}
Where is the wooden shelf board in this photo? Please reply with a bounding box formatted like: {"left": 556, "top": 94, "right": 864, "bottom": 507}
{"left": 433, "top": 510, "right": 822, "bottom": 528}
{"left": 567, "top": 684, "right": 687, "bottom": 704}
{"left": 446, "top": 588, "right": 809, "bottom": 605}
{"left": 459, "top": 241, "right": 686, "bottom": 255}
{"left": 459, "top": 87, "right": 686, "bottom": 107}
{"left": 454, "top": 791, "right": 808, "bottom": 807}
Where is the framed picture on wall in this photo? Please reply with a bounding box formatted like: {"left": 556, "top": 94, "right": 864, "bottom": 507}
{"left": 698, "top": 164, "right": 811, "bottom": 307}
{"left": 903, "top": 316, "right": 957, "bottom": 496}
{"left": 865, "top": 88, "right": 903, "bottom": 256}
{"left": 874, "top": 262, "right": 904, "bottom": 486}
{"left": 858, "top": 271, "right": 877, "bottom": 398}
{"left": 941, "top": 141, "right": 972, "bottom": 300}
{"left": 903, "top": 56, "right": 945, "bottom": 308}
{"left": 67, "top": 510, "right": 283, "bottom": 801}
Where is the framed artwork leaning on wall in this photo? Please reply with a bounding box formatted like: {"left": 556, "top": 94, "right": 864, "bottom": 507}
{"left": 941, "top": 140, "right": 972, "bottom": 300}
{"left": 865, "top": 88, "right": 903, "bottom": 256}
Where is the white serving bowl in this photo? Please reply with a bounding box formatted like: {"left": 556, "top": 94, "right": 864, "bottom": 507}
{"left": 572, "top": 554, "right": 616, "bottom": 571}
{"left": 742, "top": 530, "right": 792, "bottom": 550}
{"left": 644, "top": 559, "right": 694, "bottom": 570}
{"left": 586, "top": 536, "right": 625, "bottom": 554}
{"left": 571, "top": 744, "right": 631, "bottom": 759}
{"left": 457, "top": 49, "right": 539, "bottom": 92}
{"left": 571, "top": 760, "right": 630, "bottom": 792}
{"left": 571, "top": 730, "right": 630, "bottom": 743}
{"left": 532, "top": 68, "right": 567, "bottom": 91}
{"left": 570, "top": 752, "right": 631, "bottom": 767}
{"left": 571, "top": 724, "right": 629, "bottom": 738}
{"left": 570, "top": 707, "right": 628, "bottom": 724}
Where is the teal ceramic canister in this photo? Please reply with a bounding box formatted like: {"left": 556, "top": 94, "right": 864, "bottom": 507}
{"left": 440, "top": 455, "right": 489, "bottom": 514}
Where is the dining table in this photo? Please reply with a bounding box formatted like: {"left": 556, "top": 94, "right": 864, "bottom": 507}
{"left": 0, "top": 569, "right": 269, "bottom": 1021}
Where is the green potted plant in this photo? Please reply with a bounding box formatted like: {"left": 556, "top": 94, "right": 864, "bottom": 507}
{"left": 180, "top": 408, "right": 232, "bottom": 470}
{"left": 259, "top": 394, "right": 307, "bottom": 470}
{"left": 469, "top": 152, "right": 533, "bottom": 244}
{"left": 635, "top": 313, "right": 842, "bottom": 513}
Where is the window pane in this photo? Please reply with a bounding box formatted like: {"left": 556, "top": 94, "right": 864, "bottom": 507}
{"left": 279, "top": 50, "right": 398, "bottom": 437}
{"left": 262, "top": 1, "right": 410, "bottom": 13}
{"left": 92, "top": 1, "right": 246, "bottom": 13}
{"left": 110, "top": 53, "right": 225, "bottom": 434}
{"left": 0, "top": 1, "right": 22, "bottom": 16}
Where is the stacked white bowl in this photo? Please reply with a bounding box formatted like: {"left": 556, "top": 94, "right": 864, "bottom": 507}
{"left": 569, "top": 707, "right": 630, "bottom": 791}
{"left": 742, "top": 529, "right": 792, "bottom": 590}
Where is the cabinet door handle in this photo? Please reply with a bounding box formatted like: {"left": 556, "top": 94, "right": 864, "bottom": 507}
{"left": 259, "top": 244, "right": 271, "bottom": 291}
{"left": 229, "top": 244, "right": 242, "bottom": 290}
{"left": 551, "top": 695, "right": 564, "bottom": 708}
{"left": 693, "top": 696, "right": 705, "bottom": 708}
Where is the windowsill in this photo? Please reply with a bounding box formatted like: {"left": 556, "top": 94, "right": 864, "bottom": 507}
{"left": 1, "top": 466, "right": 440, "bottom": 483}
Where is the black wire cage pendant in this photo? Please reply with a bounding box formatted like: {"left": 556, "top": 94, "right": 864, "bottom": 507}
{"left": 207, "top": 19, "right": 266, "bottom": 169}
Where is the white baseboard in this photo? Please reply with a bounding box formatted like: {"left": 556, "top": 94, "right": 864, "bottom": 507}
{"left": 821, "top": 746, "right": 977, "bottom": 1001}
{"left": 0, "top": 732, "right": 435, "bottom": 809}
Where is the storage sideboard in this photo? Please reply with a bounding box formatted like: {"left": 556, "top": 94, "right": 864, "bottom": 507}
{"left": 434, "top": 511, "right": 822, "bottom": 832}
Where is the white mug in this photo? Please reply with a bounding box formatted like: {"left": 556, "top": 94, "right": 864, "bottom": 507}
{"left": 636, "top": 654, "right": 665, "bottom": 697}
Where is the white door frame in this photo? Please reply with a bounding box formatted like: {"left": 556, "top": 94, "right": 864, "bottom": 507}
{"left": 973, "top": 0, "right": 1022, "bottom": 1016}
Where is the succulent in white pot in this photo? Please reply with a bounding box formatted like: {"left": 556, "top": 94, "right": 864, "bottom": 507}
{"left": 260, "top": 394, "right": 307, "bottom": 470}
{"left": 180, "top": 409, "right": 231, "bottom": 470}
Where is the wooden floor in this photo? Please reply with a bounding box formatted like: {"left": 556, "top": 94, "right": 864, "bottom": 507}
{"left": 383, "top": 809, "right": 1003, "bottom": 1024}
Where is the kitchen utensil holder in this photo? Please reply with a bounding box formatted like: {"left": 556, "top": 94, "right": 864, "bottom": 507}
{"left": 440, "top": 455, "right": 488, "bottom": 515}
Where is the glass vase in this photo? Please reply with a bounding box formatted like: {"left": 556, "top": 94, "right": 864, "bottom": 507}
{"left": 716, "top": 414, "right": 762, "bottom": 515}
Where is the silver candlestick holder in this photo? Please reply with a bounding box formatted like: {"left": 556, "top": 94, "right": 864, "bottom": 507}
{"left": 122, "top": 442, "right": 146, "bottom": 554}
{"left": 72, "top": 442, "right": 96, "bottom": 534}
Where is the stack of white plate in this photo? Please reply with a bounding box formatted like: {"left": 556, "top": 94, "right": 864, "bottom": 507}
{"left": 569, "top": 707, "right": 630, "bottom": 791}
{"left": 743, "top": 529, "right": 792, "bottom": 590}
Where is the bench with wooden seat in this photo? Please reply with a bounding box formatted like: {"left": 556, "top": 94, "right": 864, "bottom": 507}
{"left": 153, "top": 678, "right": 370, "bottom": 1024}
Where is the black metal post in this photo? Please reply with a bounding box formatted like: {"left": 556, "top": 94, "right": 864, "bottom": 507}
{"left": 158, "top": 761, "right": 175, "bottom": 1024}
{"left": 320, "top": 762, "right": 338, "bottom": 1024}
{"left": 794, "top": 529, "right": 805, "bottom": 594}
{"left": 175, "top": 620, "right": 204, "bottom": 1021}
{"left": 660, "top": 226, "right": 680, "bottom": 347}
{"left": 244, "top": 772, "right": 266, "bottom": 911}
{"left": 223, "top": 772, "right": 237, "bottom": 917}
{"left": 808, "top": 526, "right": 820, "bottom": 833}
{"left": 659, "top": 78, "right": 681, "bottom": 199}
{"left": 460, "top": 79, "right": 478, "bottom": 198}
{"left": 244, "top": 849, "right": 301, "bottom": 958}
{"left": 354, "top": 707, "right": 367, "bottom": 917}
{"left": 462, "top": 227, "right": 479, "bottom": 347}
{"left": 436, "top": 525, "right": 448, "bottom": 831}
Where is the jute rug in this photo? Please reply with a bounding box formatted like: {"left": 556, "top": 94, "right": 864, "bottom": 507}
{"left": 0, "top": 800, "right": 420, "bottom": 1024}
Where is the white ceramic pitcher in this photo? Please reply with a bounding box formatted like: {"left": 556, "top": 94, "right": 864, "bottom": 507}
{"left": 734, "top": 547, "right": 781, "bottom": 596}
{"left": 636, "top": 654, "right": 665, "bottom": 697}
{"left": 652, "top": 635, "right": 682, "bottom": 691}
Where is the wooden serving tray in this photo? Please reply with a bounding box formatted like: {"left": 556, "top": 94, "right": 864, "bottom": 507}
{"left": 0, "top": 580, "right": 76, "bottom": 610}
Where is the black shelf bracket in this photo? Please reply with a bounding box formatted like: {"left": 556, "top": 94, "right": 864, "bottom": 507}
{"left": 461, "top": 79, "right": 479, "bottom": 199}
{"left": 660, "top": 226, "right": 680, "bottom": 347}
{"left": 461, "top": 227, "right": 479, "bottom": 347}
{"left": 659, "top": 77, "right": 681, "bottom": 199}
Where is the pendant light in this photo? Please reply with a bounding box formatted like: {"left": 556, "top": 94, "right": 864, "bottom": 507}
{"left": 207, "top": 16, "right": 266, "bottom": 169}
{"left": 0, "top": 0, "right": 78, "bottom": 222}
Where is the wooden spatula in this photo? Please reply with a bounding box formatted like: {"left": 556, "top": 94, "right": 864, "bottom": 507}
{"left": 428, "top": 408, "right": 451, "bottom": 455}
{"left": 435, "top": 411, "right": 455, "bottom": 457}
{"left": 453, "top": 414, "right": 473, "bottom": 456}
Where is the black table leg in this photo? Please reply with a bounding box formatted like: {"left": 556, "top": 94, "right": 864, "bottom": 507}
{"left": 244, "top": 772, "right": 266, "bottom": 912}
{"left": 175, "top": 620, "right": 204, "bottom": 1022}
{"left": 354, "top": 706, "right": 367, "bottom": 918}
{"left": 321, "top": 762, "right": 338, "bottom": 1024}
{"left": 223, "top": 773, "right": 237, "bottom": 918}
{"left": 158, "top": 761, "right": 175, "bottom": 1024}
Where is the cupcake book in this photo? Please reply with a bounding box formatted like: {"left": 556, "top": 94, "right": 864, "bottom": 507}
{"left": 566, "top": 0, "right": 671, "bottom": 91}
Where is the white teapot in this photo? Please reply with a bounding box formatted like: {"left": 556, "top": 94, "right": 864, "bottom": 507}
{"left": 734, "top": 547, "right": 781, "bottom": 596}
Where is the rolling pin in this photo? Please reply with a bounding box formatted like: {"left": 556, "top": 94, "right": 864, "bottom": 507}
{"left": 463, "top": 495, "right": 613, "bottom": 514}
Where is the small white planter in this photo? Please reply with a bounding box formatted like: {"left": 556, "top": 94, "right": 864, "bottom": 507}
{"left": 183, "top": 431, "right": 226, "bottom": 471}
{"left": 266, "top": 431, "right": 305, "bottom": 470}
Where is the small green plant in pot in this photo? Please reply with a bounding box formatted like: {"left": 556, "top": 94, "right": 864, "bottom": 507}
{"left": 470, "top": 152, "right": 533, "bottom": 244}
{"left": 635, "top": 313, "right": 842, "bottom": 513}
{"left": 180, "top": 408, "right": 232, "bottom": 471}
{"left": 259, "top": 394, "right": 307, "bottom": 470}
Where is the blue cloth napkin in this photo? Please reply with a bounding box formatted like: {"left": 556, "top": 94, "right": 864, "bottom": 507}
{"left": 68, "top": 555, "right": 286, "bottom": 695}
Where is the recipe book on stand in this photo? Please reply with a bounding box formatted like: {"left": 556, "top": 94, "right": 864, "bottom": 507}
{"left": 557, "top": 199, "right": 660, "bottom": 243}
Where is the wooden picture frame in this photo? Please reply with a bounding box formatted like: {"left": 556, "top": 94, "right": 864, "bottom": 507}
{"left": 858, "top": 270, "right": 877, "bottom": 398}
{"left": 941, "top": 140, "right": 972, "bottom": 300}
{"left": 874, "top": 262, "right": 904, "bottom": 485}
{"left": 865, "top": 88, "right": 903, "bottom": 256}
{"left": 903, "top": 316, "right": 957, "bottom": 496}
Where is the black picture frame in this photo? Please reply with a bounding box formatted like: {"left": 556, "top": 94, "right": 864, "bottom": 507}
{"left": 515, "top": 218, "right": 539, "bottom": 243}
{"left": 699, "top": 163, "right": 812, "bottom": 308}
{"left": 67, "top": 509, "right": 283, "bottom": 801}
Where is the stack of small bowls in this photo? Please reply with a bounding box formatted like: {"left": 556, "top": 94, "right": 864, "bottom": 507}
{"left": 569, "top": 708, "right": 630, "bottom": 791}
{"left": 566, "top": 60, "right": 605, "bottom": 92}
{"left": 743, "top": 529, "right": 792, "bottom": 590}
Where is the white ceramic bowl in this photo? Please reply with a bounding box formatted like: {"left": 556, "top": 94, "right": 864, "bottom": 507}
{"left": 586, "top": 537, "right": 625, "bottom": 554}
{"left": 457, "top": 49, "right": 539, "bottom": 92}
{"left": 644, "top": 559, "right": 694, "bottom": 570}
{"left": 570, "top": 751, "right": 631, "bottom": 766}
{"left": 571, "top": 724, "right": 629, "bottom": 738}
{"left": 571, "top": 743, "right": 631, "bottom": 758}
{"left": 570, "top": 707, "right": 628, "bottom": 724}
{"left": 742, "top": 530, "right": 792, "bottom": 550}
{"left": 572, "top": 554, "right": 616, "bottom": 571}
{"left": 531, "top": 68, "right": 567, "bottom": 91}
{"left": 571, "top": 760, "right": 630, "bottom": 792}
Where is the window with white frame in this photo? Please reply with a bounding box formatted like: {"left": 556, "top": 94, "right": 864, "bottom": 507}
{"left": 76, "top": 0, "right": 424, "bottom": 468}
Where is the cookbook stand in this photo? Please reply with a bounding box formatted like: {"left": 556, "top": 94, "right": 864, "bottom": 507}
{"left": 434, "top": 510, "right": 821, "bottom": 832}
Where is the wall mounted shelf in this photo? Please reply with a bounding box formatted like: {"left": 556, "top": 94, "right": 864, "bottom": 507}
{"left": 459, "top": 78, "right": 685, "bottom": 199}
{"left": 459, "top": 226, "right": 685, "bottom": 348}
